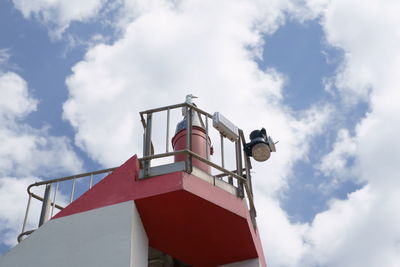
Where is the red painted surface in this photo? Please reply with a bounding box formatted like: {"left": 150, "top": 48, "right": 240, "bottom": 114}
{"left": 53, "top": 155, "right": 185, "bottom": 219}
{"left": 172, "top": 127, "right": 212, "bottom": 174}
{"left": 136, "top": 189, "right": 257, "bottom": 266}
{"left": 52, "top": 154, "right": 266, "bottom": 266}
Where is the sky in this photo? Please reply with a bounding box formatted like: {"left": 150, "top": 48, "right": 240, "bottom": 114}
{"left": 0, "top": 0, "right": 400, "bottom": 266}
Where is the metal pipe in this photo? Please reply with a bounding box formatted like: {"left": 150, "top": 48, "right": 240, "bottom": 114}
{"left": 220, "top": 133, "right": 225, "bottom": 168}
{"left": 143, "top": 113, "right": 153, "bottom": 177}
{"left": 17, "top": 230, "right": 35, "bottom": 243}
{"left": 50, "top": 182, "right": 59, "bottom": 217}
{"left": 140, "top": 102, "right": 213, "bottom": 118}
{"left": 89, "top": 173, "right": 93, "bottom": 189}
{"left": 235, "top": 139, "right": 244, "bottom": 195}
{"left": 70, "top": 178, "right": 76, "bottom": 203}
{"left": 205, "top": 115, "right": 209, "bottom": 159}
{"left": 214, "top": 168, "right": 247, "bottom": 178}
{"left": 140, "top": 150, "right": 186, "bottom": 161}
{"left": 186, "top": 150, "right": 247, "bottom": 183}
{"left": 29, "top": 193, "right": 64, "bottom": 210}
{"left": 27, "top": 167, "right": 117, "bottom": 191}
{"left": 140, "top": 103, "right": 186, "bottom": 115}
{"left": 185, "top": 107, "right": 193, "bottom": 173}
{"left": 21, "top": 194, "right": 32, "bottom": 234}
{"left": 39, "top": 184, "right": 52, "bottom": 227}
{"left": 166, "top": 108, "right": 170, "bottom": 153}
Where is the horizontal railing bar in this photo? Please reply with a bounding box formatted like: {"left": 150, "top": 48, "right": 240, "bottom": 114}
{"left": 140, "top": 103, "right": 186, "bottom": 115}
{"left": 139, "top": 150, "right": 186, "bottom": 161}
{"left": 186, "top": 150, "right": 247, "bottom": 183}
{"left": 189, "top": 104, "right": 213, "bottom": 119}
{"left": 140, "top": 102, "right": 213, "bottom": 118}
{"left": 30, "top": 193, "right": 64, "bottom": 210}
{"left": 27, "top": 167, "right": 117, "bottom": 192}
{"left": 17, "top": 230, "right": 35, "bottom": 243}
{"left": 215, "top": 168, "right": 247, "bottom": 178}
{"left": 139, "top": 150, "right": 247, "bottom": 183}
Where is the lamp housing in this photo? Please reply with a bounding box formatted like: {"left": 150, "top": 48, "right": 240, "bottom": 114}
{"left": 244, "top": 128, "right": 276, "bottom": 162}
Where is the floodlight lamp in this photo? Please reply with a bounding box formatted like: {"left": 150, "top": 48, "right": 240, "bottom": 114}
{"left": 244, "top": 128, "right": 276, "bottom": 162}
{"left": 252, "top": 143, "right": 271, "bottom": 162}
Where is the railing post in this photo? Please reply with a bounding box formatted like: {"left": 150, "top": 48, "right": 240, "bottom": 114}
{"left": 21, "top": 193, "right": 32, "bottom": 234}
{"left": 70, "top": 178, "right": 76, "bottom": 203}
{"left": 205, "top": 114, "right": 209, "bottom": 159}
{"left": 235, "top": 138, "right": 244, "bottom": 197}
{"left": 185, "top": 106, "right": 193, "bottom": 173}
{"left": 50, "top": 182, "right": 59, "bottom": 218}
{"left": 166, "top": 108, "right": 170, "bottom": 153}
{"left": 143, "top": 113, "right": 153, "bottom": 177}
{"left": 38, "top": 184, "right": 52, "bottom": 227}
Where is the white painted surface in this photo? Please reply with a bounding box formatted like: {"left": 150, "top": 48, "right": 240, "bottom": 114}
{"left": 218, "top": 258, "right": 260, "bottom": 267}
{"left": 130, "top": 201, "right": 148, "bottom": 267}
{"left": 0, "top": 201, "right": 148, "bottom": 267}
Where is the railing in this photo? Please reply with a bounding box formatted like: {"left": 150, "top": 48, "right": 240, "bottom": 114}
{"left": 18, "top": 101, "right": 258, "bottom": 243}
{"left": 139, "top": 102, "right": 257, "bottom": 226}
{"left": 18, "top": 167, "right": 116, "bottom": 243}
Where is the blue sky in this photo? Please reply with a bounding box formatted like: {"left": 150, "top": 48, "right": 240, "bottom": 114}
{"left": 1, "top": 1, "right": 400, "bottom": 266}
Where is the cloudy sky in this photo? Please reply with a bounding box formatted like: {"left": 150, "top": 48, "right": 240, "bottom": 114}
{"left": 1, "top": 0, "right": 399, "bottom": 266}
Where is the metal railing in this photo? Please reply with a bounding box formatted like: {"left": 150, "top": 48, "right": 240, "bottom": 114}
{"left": 139, "top": 102, "right": 257, "bottom": 226}
{"left": 18, "top": 167, "right": 116, "bottom": 243}
{"left": 18, "top": 101, "right": 258, "bottom": 243}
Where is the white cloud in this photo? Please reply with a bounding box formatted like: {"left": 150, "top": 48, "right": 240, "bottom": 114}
{"left": 11, "top": 0, "right": 107, "bottom": 38}
{"left": 0, "top": 71, "right": 82, "bottom": 177}
{"left": 0, "top": 69, "right": 82, "bottom": 248}
{"left": 0, "top": 72, "right": 37, "bottom": 120}
{"left": 316, "top": 128, "right": 356, "bottom": 181}
{"left": 257, "top": 196, "right": 309, "bottom": 267}
{"left": 299, "top": 0, "right": 400, "bottom": 266}
{"left": 0, "top": 177, "right": 41, "bottom": 247}
{"left": 0, "top": 49, "right": 11, "bottom": 67}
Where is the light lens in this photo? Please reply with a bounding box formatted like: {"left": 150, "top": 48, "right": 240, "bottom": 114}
{"left": 252, "top": 143, "right": 271, "bottom": 162}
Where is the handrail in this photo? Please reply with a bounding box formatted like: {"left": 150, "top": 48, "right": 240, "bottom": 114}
{"left": 19, "top": 167, "right": 118, "bottom": 243}
{"left": 138, "top": 102, "right": 258, "bottom": 229}
{"left": 26, "top": 167, "right": 118, "bottom": 211}
{"left": 27, "top": 167, "right": 117, "bottom": 193}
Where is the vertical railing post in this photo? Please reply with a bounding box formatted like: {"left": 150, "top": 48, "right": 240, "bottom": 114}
{"left": 39, "top": 184, "right": 52, "bottom": 227}
{"left": 21, "top": 193, "right": 32, "bottom": 234}
{"left": 70, "top": 178, "right": 76, "bottom": 203}
{"left": 205, "top": 114, "right": 209, "bottom": 159}
{"left": 50, "top": 182, "right": 59, "bottom": 218}
{"left": 185, "top": 106, "right": 193, "bottom": 173}
{"left": 235, "top": 137, "right": 244, "bottom": 197}
{"left": 143, "top": 113, "right": 153, "bottom": 177}
{"left": 166, "top": 108, "right": 170, "bottom": 153}
{"left": 220, "top": 133, "right": 224, "bottom": 168}
{"left": 89, "top": 173, "right": 93, "bottom": 189}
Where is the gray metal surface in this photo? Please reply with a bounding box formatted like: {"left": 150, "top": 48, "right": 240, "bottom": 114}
{"left": 143, "top": 113, "right": 153, "bottom": 177}
{"left": 38, "top": 184, "right": 52, "bottom": 227}
{"left": 139, "top": 162, "right": 186, "bottom": 179}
